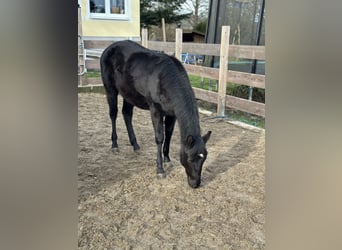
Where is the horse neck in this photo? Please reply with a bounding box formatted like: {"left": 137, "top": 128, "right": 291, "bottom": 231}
{"left": 163, "top": 60, "right": 201, "bottom": 141}
{"left": 174, "top": 103, "right": 201, "bottom": 143}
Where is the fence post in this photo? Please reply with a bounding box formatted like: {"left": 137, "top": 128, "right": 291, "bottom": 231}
{"left": 78, "top": 5, "right": 87, "bottom": 86}
{"left": 217, "top": 26, "right": 230, "bottom": 117}
{"left": 162, "top": 18, "right": 166, "bottom": 42}
{"left": 175, "top": 25, "right": 182, "bottom": 61}
{"left": 141, "top": 26, "right": 148, "bottom": 48}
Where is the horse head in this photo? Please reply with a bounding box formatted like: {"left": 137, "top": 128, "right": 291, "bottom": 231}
{"left": 180, "top": 131, "right": 211, "bottom": 188}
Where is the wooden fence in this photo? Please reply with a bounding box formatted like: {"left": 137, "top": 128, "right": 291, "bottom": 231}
{"left": 80, "top": 26, "right": 265, "bottom": 117}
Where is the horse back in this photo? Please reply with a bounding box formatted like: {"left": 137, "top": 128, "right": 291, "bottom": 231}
{"left": 100, "top": 41, "right": 150, "bottom": 109}
{"left": 101, "top": 40, "right": 191, "bottom": 114}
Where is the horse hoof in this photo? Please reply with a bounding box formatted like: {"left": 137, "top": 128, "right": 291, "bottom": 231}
{"left": 157, "top": 173, "right": 166, "bottom": 179}
{"left": 133, "top": 144, "right": 140, "bottom": 152}
{"left": 111, "top": 147, "right": 119, "bottom": 153}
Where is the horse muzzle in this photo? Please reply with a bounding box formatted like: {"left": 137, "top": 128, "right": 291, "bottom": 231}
{"left": 188, "top": 175, "right": 201, "bottom": 188}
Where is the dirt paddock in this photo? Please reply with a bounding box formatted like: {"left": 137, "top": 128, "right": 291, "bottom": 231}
{"left": 78, "top": 93, "right": 265, "bottom": 249}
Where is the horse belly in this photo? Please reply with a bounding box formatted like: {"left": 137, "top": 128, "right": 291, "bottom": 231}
{"left": 125, "top": 95, "right": 149, "bottom": 110}
{"left": 133, "top": 77, "right": 176, "bottom": 115}
{"left": 116, "top": 77, "right": 149, "bottom": 109}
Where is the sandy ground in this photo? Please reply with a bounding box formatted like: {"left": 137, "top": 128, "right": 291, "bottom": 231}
{"left": 78, "top": 93, "right": 265, "bottom": 249}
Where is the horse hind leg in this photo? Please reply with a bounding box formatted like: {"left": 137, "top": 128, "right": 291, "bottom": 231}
{"left": 105, "top": 92, "right": 119, "bottom": 152}
{"left": 122, "top": 99, "right": 140, "bottom": 151}
{"left": 101, "top": 55, "right": 120, "bottom": 153}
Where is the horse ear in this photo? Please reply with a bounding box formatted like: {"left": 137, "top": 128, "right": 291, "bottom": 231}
{"left": 186, "top": 135, "right": 195, "bottom": 148}
{"left": 202, "top": 131, "right": 212, "bottom": 144}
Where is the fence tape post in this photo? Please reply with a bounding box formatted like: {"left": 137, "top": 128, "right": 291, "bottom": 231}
{"left": 78, "top": 5, "right": 87, "bottom": 85}
{"left": 175, "top": 26, "right": 183, "bottom": 61}
{"left": 162, "top": 18, "right": 166, "bottom": 42}
{"left": 217, "top": 26, "right": 230, "bottom": 117}
{"left": 141, "top": 26, "right": 148, "bottom": 48}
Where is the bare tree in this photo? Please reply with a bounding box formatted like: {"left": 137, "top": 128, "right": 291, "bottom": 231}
{"left": 181, "top": 0, "right": 209, "bottom": 27}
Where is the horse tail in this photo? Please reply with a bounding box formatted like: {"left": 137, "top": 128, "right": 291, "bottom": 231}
{"left": 100, "top": 44, "right": 118, "bottom": 96}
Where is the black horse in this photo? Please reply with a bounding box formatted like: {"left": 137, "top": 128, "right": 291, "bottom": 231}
{"left": 100, "top": 40, "right": 211, "bottom": 188}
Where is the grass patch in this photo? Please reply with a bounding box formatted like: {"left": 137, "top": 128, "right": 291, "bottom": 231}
{"left": 86, "top": 71, "right": 101, "bottom": 78}
{"left": 79, "top": 73, "right": 265, "bottom": 128}
{"left": 227, "top": 111, "right": 264, "bottom": 128}
{"left": 78, "top": 84, "right": 264, "bottom": 128}
{"left": 189, "top": 75, "right": 265, "bottom": 128}
{"left": 197, "top": 99, "right": 264, "bottom": 128}
{"left": 188, "top": 75, "right": 237, "bottom": 96}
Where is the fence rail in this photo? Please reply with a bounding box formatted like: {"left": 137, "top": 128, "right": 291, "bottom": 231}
{"left": 79, "top": 26, "right": 265, "bottom": 117}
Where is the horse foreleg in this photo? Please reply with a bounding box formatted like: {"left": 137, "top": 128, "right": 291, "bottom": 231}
{"left": 150, "top": 104, "right": 165, "bottom": 178}
{"left": 122, "top": 99, "right": 140, "bottom": 151}
{"left": 163, "top": 115, "right": 176, "bottom": 167}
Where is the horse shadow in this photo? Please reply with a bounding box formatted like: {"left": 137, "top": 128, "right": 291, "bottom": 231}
{"left": 201, "top": 131, "right": 258, "bottom": 186}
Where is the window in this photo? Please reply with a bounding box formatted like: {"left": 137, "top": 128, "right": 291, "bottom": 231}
{"left": 89, "top": 0, "right": 129, "bottom": 20}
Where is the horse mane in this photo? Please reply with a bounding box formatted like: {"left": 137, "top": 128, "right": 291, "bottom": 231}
{"left": 158, "top": 55, "right": 201, "bottom": 141}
